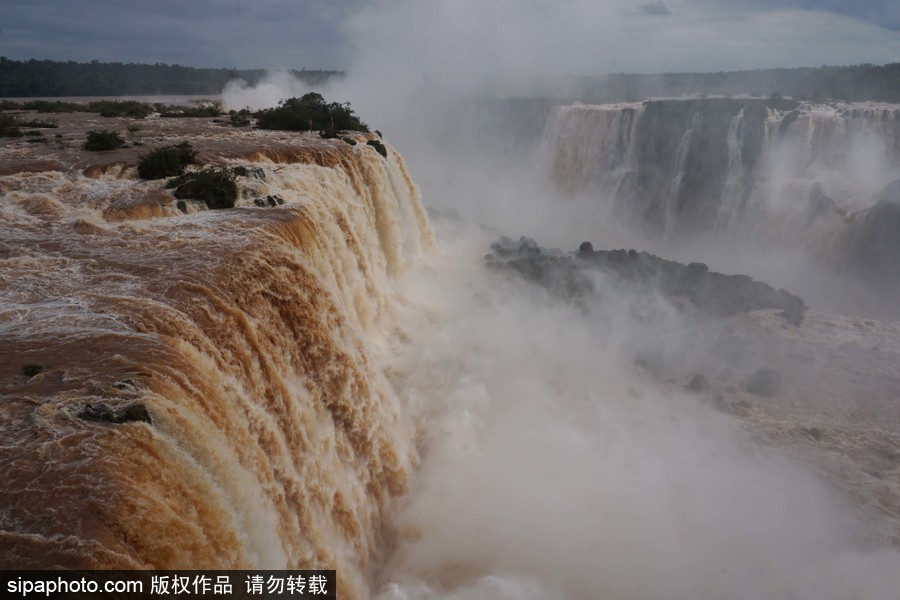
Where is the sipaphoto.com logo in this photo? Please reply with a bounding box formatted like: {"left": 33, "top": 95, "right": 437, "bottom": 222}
{"left": 6, "top": 574, "right": 142, "bottom": 597}
{"left": 1, "top": 570, "right": 337, "bottom": 599}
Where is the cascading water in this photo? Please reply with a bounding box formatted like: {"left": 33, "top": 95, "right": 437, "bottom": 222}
{"left": 0, "top": 121, "right": 432, "bottom": 599}
{"left": 543, "top": 99, "right": 900, "bottom": 235}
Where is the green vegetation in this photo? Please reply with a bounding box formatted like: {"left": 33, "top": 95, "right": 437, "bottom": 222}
{"left": 0, "top": 98, "right": 224, "bottom": 118}
{"left": 0, "top": 113, "right": 23, "bottom": 137}
{"left": 167, "top": 168, "right": 238, "bottom": 210}
{"left": 0, "top": 99, "right": 82, "bottom": 112}
{"left": 18, "top": 118, "right": 57, "bottom": 128}
{"left": 255, "top": 93, "right": 368, "bottom": 133}
{"left": 367, "top": 139, "right": 388, "bottom": 158}
{"left": 588, "top": 63, "right": 900, "bottom": 103}
{"left": 158, "top": 103, "right": 222, "bottom": 118}
{"left": 0, "top": 58, "right": 342, "bottom": 97}
{"left": 84, "top": 129, "right": 126, "bottom": 151}
{"left": 88, "top": 100, "right": 153, "bottom": 118}
{"left": 138, "top": 142, "right": 197, "bottom": 179}
{"left": 229, "top": 109, "right": 252, "bottom": 127}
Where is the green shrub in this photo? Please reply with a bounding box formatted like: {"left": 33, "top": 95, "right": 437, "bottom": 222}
{"left": 367, "top": 139, "right": 388, "bottom": 158}
{"left": 167, "top": 167, "right": 237, "bottom": 210}
{"left": 158, "top": 103, "right": 222, "bottom": 118}
{"left": 18, "top": 119, "right": 58, "bottom": 128}
{"left": 255, "top": 93, "right": 368, "bottom": 133}
{"left": 0, "top": 114, "right": 23, "bottom": 137}
{"left": 21, "top": 100, "right": 82, "bottom": 113}
{"left": 229, "top": 109, "right": 251, "bottom": 127}
{"left": 88, "top": 100, "right": 154, "bottom": 118}
{"left": 84, "top": 129, "right": 126, "bottom": 151}
{"left": 137, "top": 142, "right": 197, "bottom": 179}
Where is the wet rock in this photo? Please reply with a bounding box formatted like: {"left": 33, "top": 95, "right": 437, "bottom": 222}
{"left": 687, "top": 374, "right": 709, "bottom": 392}
{"left": 79, "top": 404, "right": 117, "bottom": 423}
{"left": 577, "top": 241, "right": 594, "bottom": 257}
{"left": 231, "top": 166, "right": 265, "bottom": 180}
{"left": 742, "top": 367, "right": 780, "bottom": 397}
{"left": 801, "top": 427, "right": 822, "bottom": 441}
{"left": 845, "top": 179, "right": 900, "bottom": 297}
{"left": 78, "top": 403, "right": 152, "bottom": 425}
{"left": 253, "top": 195, "right": 284, "bottom": 208}
{"left": 22, "top": 364, "right": 45, "bottom": 377}
{"left": 118, "top": 404, "right": 152, "bottom": 424}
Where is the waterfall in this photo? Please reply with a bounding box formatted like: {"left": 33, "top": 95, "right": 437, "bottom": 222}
{"left": 542, "top": 99, "right": 900, "bottom": 240}
{"left": 0, "top": 137, "right": 433, "bottom": 599}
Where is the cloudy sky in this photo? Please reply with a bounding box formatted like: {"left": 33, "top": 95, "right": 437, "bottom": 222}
{"left": 3, "top": 0, "right": 899, "bottom": 73}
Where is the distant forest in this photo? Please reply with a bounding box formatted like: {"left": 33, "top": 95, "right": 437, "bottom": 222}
{"left": 0, "top": 58, "right": 342, "bottom": 97}
{"left": 582, "top": 63, "right": 900, "bottom": 103}
{"left": 2, "top": 58, "right": 899, "bottom": 103}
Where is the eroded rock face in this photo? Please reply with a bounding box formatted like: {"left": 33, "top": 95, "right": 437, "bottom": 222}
{"left": 487, "top": 236, "right": 807, "bottom": 324}
{"left": 846, "top": 179, "right": 900, "bottom": 297}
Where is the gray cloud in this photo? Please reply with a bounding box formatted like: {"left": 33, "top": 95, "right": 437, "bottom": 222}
{"left": 698, "top": 0, "right": 900, "bottom": 30}
{"left": 4, "top": 0, "right": 362, "bottom": 69}
{"left": 4, "top": 0, "right": 900, "bottom": 71}
{"left": 636, "top": 1, "right": 673, "bottom": 16}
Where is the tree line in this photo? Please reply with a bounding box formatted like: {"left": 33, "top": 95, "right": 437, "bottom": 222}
{"left": 0, "top": 58, "right": 342, "bottom": 97}
{"left": 582, "top": 63, "right": 900, "bottom": 103}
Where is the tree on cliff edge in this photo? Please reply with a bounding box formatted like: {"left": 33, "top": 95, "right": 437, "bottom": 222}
{"left": 255, "top": 93, "right": 369, "bottom": 133}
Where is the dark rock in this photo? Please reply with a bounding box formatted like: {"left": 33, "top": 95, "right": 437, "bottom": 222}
{"left": 22, "top": 364, "right": 44, "bottom": 377}
{"left": 578, "top": 241, "right": 594, "bottom": 257}
{"left": 807, "top": 183, "right": 837, "bottom": 222}
{"left": 845, "top": 179, "right": 900, "bottom": 297}
{"left": 232, "top": 166, "right": 265, "bottom": 180}
{"left": 342, "top": 137, "right": 357, "bottom": 146}
{"left": 710, "top": 394, "right": 728, "bottom": 412}
{"left": 687, "top": 374, "right": 709, "bottom": 392}
{"left": 518, "top": 236, "right": 540, "bottom": 257}
{"left": 112, "top": 379, "right": 139, "bottom": 392}
{"left": 801, "top": 427, "right": 822, "bottom": 441}
{"left": 78, "top": 403, "right": 152, "bottom": 425}
{"left": 487, "top": 238, "right": 807, "bottom": 323}
{"left": 742, "top": 367, "right": 780, "bottom": 397}
{"left": 118, "top": 404, "right": 152, "bottom": 424}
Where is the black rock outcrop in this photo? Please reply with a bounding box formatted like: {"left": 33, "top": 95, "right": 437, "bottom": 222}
{"left": 487, "top": 237, "right": 807, "bottom": 324}
{"left": 78, "top": 403, "right": 152, "bottom": 425}
{"left": 845, "top": 179, "right": 900, "bottom": 297}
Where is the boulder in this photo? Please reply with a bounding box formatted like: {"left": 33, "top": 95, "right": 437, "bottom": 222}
{"left": 78, "top": 403, "right": 152, "bottom": 425}
{"left": 742, "top": 367, "right": 780, "bottom": 397}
